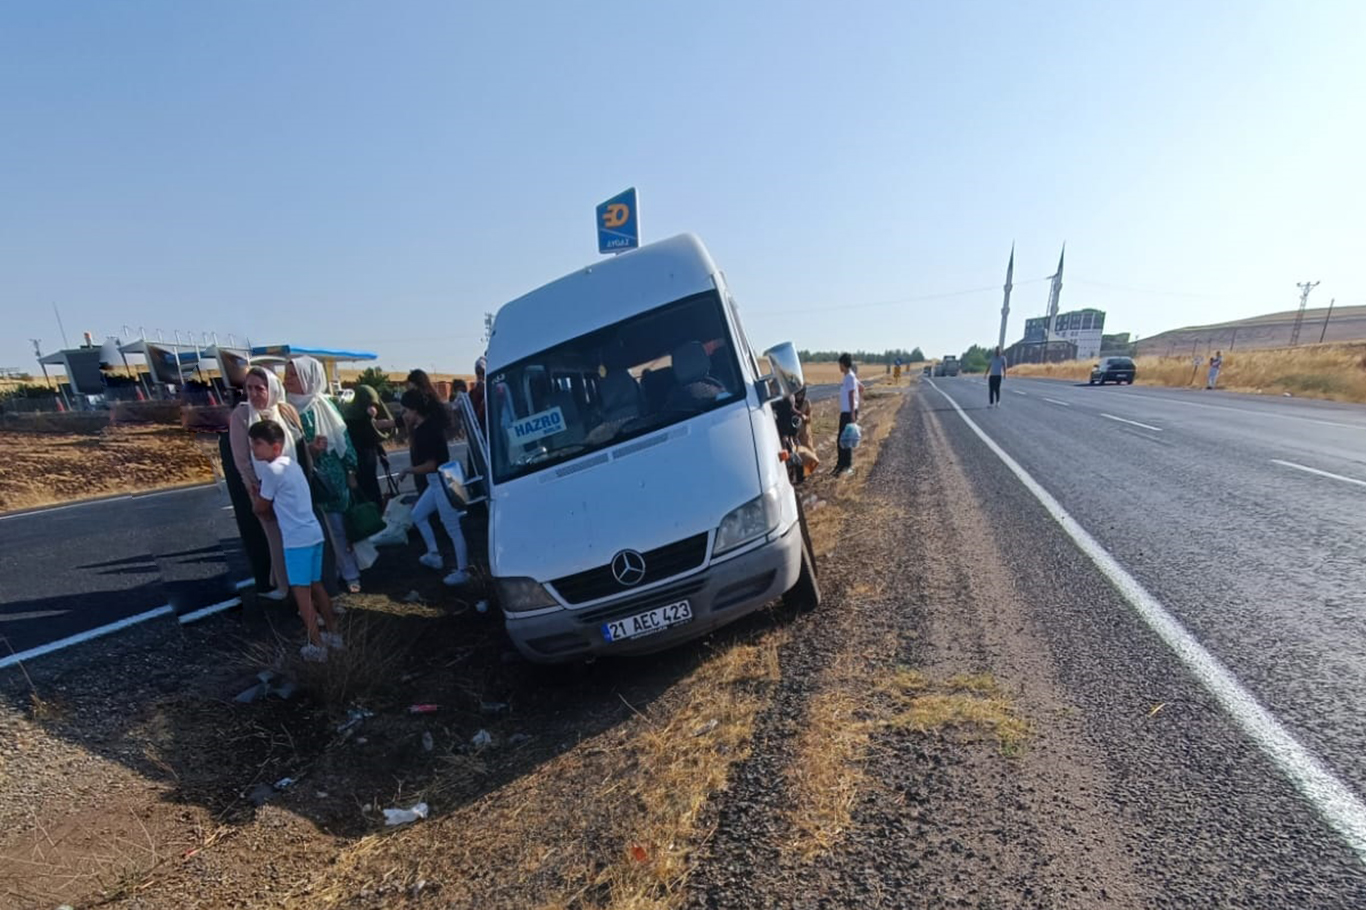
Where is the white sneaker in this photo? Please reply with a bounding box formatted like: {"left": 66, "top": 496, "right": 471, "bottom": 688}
{"left": 261, "top": 588, "right": 288, "bottom": 601}
{"left": 418, "top": 552, "right": 444, "bottom": 570}
{"left": 443, "top": 569, "right": 470, "bottom": 587}
{"left": 320, "top": 631, "right": 345, "bottom": 651}
{"left": 299, "top": 643, "right": 328, "bottom": 663}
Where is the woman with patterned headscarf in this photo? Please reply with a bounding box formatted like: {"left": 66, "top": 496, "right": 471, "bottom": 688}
{"left": 286, "top": 356, "right": 363, "bottom": 593}
{"left": 228, "top": 366, "right": 305, "bottom": 599}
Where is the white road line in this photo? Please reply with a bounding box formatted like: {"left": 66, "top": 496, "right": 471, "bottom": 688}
{"left": 926, "top": 379, "right": 1366, "bottom": 865}
{"left": 179, "top": 597, "right": 243, "bottom": 624}
{"left": 0, "top": 605, "right": 175, "bottom": 670}
{"left": 1012, "top": 390, "right": 1028, "bottom": 396}
{"left": 1271, "top": 460, "right": 1366, "bottom": 489}
{"left": 0, "top": 495, "right": 131, "bottom": 521}
{"left": 1043, "top": 398, "right": 1071, "bottom": 407}
{"left": 1101, "top": 413, "right": 1161, "bottom": 432}
{"left": 133, "top": 484, "right": 216, "bottom": 500}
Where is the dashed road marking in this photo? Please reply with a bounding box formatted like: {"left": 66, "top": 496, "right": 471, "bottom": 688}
{"left": 1271, "top": 459, "right": 1366, "bottom": 489}
{"left": 927, "top": 379, "right": 1366, "bottom": 865}
{"left": 1101, "top": 413, "right": 1161, "bottom": 432}
{"left": 1043, "top": 397, "right": 1071, "bottom": 407}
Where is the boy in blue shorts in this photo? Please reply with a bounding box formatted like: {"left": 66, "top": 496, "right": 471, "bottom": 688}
{"left": 248, "top": 419, "right": 343, "bottom": 662}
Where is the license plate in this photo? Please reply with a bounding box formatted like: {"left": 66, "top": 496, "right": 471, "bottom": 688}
{"left": 602, "top": 600, "right": 693, "bottom": 642}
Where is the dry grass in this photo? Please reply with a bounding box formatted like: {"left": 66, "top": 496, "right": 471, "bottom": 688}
{"left": 1009, "top": 342, "right": 1366, "bottom": 403}
{"left": 882, "top": 669, "right": 1031, "bottom": 756}
{"left": 784, "top": 648, "right": 879, "bottom": 862}
{"left": 568, "top": 636, "right": 785, "bottom": 909}
{"left": 0, "top": 424, "right": 217, "bottom": 513}
{"left": 245, "top": 603, "right": 428, "bottom": 707}
{"left": 295, "top": 627, "right": 790, "bottom": 910}
{"left": 803, "top": 389, "right": 904, "bottom": 559}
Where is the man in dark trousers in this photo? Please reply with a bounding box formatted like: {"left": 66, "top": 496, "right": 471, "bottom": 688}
{"left": 988, "top": 346, "right": 1007, "bottom": 408}
{"left": 834, "top": 353, "right": 859, "bottom": 476}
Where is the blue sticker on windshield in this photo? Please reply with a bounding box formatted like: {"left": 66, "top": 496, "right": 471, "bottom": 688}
{"left": 507, "top": 406, "right": 566, "bottom": 446}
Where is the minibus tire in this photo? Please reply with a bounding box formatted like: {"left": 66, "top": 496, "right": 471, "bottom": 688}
{"left": 784, "top": 537, "right": 821, "bottom": 612}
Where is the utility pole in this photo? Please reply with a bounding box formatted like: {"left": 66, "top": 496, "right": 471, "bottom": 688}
{"left": 1319, "top": 298, "right": 1336, "bottom": 344}
{"left": 997, "top": 244, "right": 1014, "bottom": 354}
{"left": 1288, "top": 281, "right": 1320, "bottom": 346}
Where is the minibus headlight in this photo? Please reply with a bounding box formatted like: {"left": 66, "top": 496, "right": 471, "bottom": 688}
{"left": 495, "top": 577, "right": 560, "bottom": 613}
{"left": 714, "top": 488, "right": 780, "bottom": 555}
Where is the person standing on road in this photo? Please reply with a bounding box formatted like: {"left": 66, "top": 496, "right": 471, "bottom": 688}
{"left": 344, "top": 384, "right": 395, "bottom": 507}
{"left": 286, "top": 356, "right": 363, "bottom": 593}
{"left": 1207, "top": 351, "right": 1223, "bottom": 390}
{"left": 834, "top": 353, "right": 859, "bottom": 476}
{"left": 988, "top": 346, "right": 1007, "bottom": 408}
{"left": 229, "top": 366, "right": 306, "bottom": 600}
{"left": 399, "top": 389, "right": 472, "bottom": 587}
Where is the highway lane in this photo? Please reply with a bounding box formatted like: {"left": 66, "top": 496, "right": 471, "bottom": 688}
{"left": 0, "top": 384, "right": 846, "bottom": 661}
{"left": 927, "top": 375, "right": 1366, "bottom": 804}
{"left": 909, "top": 383, "right": 1366, "bottom": 902}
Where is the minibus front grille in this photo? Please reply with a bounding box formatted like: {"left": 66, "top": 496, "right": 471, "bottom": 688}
{"left": 573, "top": 577, "right": 708, "bottom": 625}
{"left": 550, "top": 533, "right": 709, "bottom": 605}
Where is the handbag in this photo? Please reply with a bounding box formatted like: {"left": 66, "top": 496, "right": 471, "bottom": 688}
{"left": 344, "top": 499, "right": 386, "bottom": 542}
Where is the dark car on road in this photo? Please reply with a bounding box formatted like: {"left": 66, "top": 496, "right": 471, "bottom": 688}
{"left": 1090, "top": 356, "right": 1136, "bottom": 385}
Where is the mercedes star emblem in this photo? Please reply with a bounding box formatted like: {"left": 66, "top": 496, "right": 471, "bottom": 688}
{"left": 611, "top": 549, "right": 647, "bottom": 587}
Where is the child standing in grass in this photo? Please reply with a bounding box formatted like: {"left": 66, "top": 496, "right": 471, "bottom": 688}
{"left": 248, "top": 419, "right": 344, "bottom": 663}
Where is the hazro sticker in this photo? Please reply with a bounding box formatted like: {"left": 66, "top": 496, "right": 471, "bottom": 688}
{"left": 506, "top": 406, "right": 566, "bottom": 447}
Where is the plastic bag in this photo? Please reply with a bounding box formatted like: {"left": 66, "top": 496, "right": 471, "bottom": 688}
{"left": 383, "top": 802, "right": 429, "bottom": 826}
{"left": 839, "top": 422, "right": 863, "bottom": 450}
{"left": 344, "top": 499, "right": 386, "bottom": 542}
{"left": 352, "top": 539, "right": 379, "bottom": 571}
{"left": 368, "top": 497, "right": 414, "bottom": 547}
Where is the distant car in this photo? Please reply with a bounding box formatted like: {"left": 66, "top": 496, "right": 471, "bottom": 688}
{"left": 922, "top": 365, "right": 932, "bottom": 376}
{"left": 1090, "top": 357, "right": 1136, "bottom": 385}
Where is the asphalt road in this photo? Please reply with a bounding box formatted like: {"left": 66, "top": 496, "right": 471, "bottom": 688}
{"left": 923, "top": 374, "right": 1366, "bottom": 900}
{"left": 0, "top": 387, "right": 853, "bottom": 659}
{"left": 0, "top": 448, "right": 418, "bottom": 657}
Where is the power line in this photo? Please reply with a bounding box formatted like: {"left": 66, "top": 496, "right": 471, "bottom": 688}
{"left": 748, "top": 275, "right": 1052, "bottom": 317}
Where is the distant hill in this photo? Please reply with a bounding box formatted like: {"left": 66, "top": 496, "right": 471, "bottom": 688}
{"left": 1137, "top": 305, "right": 1366, "bottom": 356}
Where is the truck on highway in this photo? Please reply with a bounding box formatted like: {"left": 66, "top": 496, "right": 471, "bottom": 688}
{"left": 934, "top": 355, "right": 960, "bottom": 377}
{"left": 444, "top": 233, "right": 820, "bottom": 663}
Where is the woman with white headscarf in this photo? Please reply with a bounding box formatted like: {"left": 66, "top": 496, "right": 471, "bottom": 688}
{"left": 229, "top": 366, "right": 306, "bottom": 599}
{"left": 286, "top": 356, "right": 363, "bottom": 593}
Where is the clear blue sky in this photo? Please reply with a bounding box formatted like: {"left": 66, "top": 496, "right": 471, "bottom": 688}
{"left": 3, "top": 1, "right": 1363, "bottom": 375}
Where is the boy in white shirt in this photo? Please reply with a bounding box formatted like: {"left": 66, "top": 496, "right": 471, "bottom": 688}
{"left": 248, "top": 419, "right": 343, "bottom": 662}
{"left": 834, "top": 353, "right": 859, "bottom": 476}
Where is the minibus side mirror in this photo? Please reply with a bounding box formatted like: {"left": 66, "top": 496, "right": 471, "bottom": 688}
{"left": 761, "top": 342, "right": 805, "bottom": 400}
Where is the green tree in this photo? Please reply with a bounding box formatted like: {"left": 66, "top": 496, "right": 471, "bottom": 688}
{"left": 909, "top": 347, "right": 925, "bottom": 363}
{"left": 959, "top": 344, "right": 992, "bottom": 373}
{"left": 353, "top": 367, "right": 394, "bottom": 398}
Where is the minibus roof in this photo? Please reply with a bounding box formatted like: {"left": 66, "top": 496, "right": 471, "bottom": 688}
{"left": 487, "top": 233, "right": 720, "bottom": 368}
